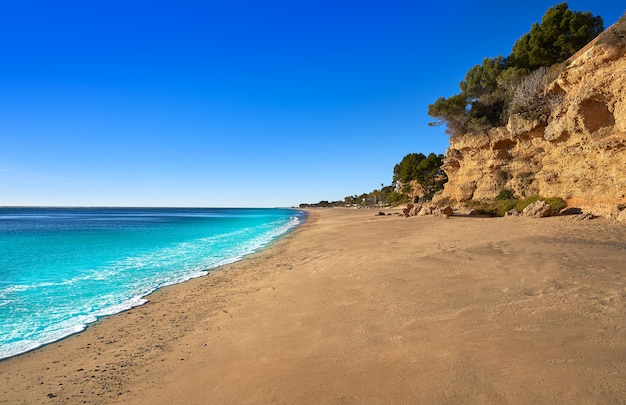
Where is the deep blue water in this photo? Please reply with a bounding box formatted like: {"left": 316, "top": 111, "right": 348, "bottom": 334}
{"left": 0, "top": 207, "right": 305, "bottom": 360}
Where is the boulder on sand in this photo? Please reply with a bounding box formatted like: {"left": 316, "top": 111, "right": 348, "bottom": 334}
{"left": 523, "top": 201, "right": 552, "bottom": 218}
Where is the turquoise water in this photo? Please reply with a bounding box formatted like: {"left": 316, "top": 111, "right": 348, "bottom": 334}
{"left": 0, "top": 207, "right": 305, "bottom": 360}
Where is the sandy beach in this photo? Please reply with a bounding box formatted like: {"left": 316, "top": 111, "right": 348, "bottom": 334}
{"left": 1, "top": 208, "right": 625, "bottom": 404}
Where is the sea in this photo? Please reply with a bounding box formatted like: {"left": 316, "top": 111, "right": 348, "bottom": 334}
{"left": 0, "top": 207, "right": 305, "bottom": 360}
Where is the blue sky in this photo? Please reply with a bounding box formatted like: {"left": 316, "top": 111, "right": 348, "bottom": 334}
{"left": 1, "top": 1, "right": 624, "bottom": 207}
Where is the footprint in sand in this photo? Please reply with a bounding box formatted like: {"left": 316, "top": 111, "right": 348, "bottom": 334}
{"left": 489, "top": 241, "right": 512, "bottom": 255}
{"left": 437, "top": 242, "right": 457, "bottom": 253}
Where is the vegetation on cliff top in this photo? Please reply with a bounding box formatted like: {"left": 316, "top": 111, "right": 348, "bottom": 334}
{"left": 428, "top": 2, "right": 603, "bottom": 136}
{"left": 300, "top": 4, "right": 623, "bottom": 211}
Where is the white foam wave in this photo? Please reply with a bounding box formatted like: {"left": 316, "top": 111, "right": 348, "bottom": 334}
{"left": 0, "top": 210, "right": 305, "bottom": 361}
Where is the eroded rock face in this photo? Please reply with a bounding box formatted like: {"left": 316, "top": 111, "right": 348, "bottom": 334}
{"left": 436, "top": 41, "right": 626, "bottom": 219}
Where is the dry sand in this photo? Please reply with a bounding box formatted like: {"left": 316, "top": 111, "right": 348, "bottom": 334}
{"left": 1, "top": 208, "right": 625, "bottom": 404}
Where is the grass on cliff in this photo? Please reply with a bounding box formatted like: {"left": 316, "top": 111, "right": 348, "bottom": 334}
{"left": 468, "top": 193, "right": 567, "bottom": 217}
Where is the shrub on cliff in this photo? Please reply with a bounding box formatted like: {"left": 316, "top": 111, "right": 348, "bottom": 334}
{"left": 468, "top": 199, "right": 518, "bottom": 217}
{"left": 597, "top": 13, "right": 626, "bottom": 48}
{"left": 496, "top": 189, "right": 515, "bottom": 201}
{"left": 515, "top": 195, "right": 566, "bottom": 215}
{"left": 469, "top": 194, "right": 567, "bottom": 217}
{"left": 539, "top": 196, "right": 567, "bottom": 213}
{"left": 508, "top": 66, "right": 565, "bottom": 121}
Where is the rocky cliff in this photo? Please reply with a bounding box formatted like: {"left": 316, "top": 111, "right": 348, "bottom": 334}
{"left": 436, "top": 26, "right": 626, "bottom": 221}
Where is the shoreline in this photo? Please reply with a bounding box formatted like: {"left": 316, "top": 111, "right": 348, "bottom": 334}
{"left": 1, "top": 208, "right": 625, "bottom": 403}
{"left": 0, "top": 207, "right": 306, "bottom": 362}
{"left": 0, "top": 209, "right": 316, "bottom": 402}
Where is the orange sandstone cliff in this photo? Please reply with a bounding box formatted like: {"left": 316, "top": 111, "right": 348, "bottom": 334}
{"left": 436, "top": 25, "right": 626, "bottom": 221}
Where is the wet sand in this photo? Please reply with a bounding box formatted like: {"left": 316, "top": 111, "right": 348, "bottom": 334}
{"left": 1, "top": 208, "right": 625, "bottom": 404}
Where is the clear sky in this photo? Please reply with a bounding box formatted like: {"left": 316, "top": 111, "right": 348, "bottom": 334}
{"left": 1, "top": 1, "right": 624, "bottom": 207}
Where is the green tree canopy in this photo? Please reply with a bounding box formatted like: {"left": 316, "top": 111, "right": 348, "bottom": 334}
{"left": 394, "top": 153, "right": 427, "bottom": 184}
{"left": 393, "top": 153, "right": 447, "bottom": 200}
{"left": 415, "top": 153, "right": 447, "bottom": 198}
{"left": 511, "top": 3, "right": 603, "bottom": 69}
{"left": 427, "top": 94, "right": 468, "bottom": 135}
{"left": 460, "top": 56, "right": 506, "bottom": 99}
{"left": 428, "top": 2, "right": 604, "bottom": 136}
